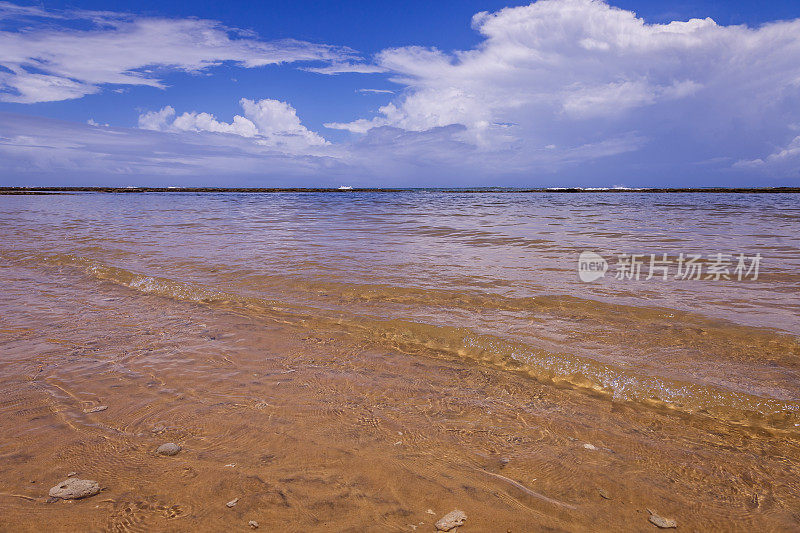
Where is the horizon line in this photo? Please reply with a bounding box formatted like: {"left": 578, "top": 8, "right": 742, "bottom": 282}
{"left": 2, "top": 186, "right": 799, "bottom": 194}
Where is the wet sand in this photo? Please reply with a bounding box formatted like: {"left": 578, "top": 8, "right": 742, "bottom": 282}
{"left": 1, "top": 263, "right": 799, "bottom": 532}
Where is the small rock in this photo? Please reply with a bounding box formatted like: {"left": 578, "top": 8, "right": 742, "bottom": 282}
{"left": 156, "top": 443, "right": 181, "bottom": 456}
{"left": 599, "top": 489, "right": 611, "bottom": 500}
{"left": 67, "top": 472, "right": 77, "bottom": 477}
{"left": 248, "top": 520, "right": 259, "bottom": 529}
{"left": 583, "top": 443, "right": 597, "bottom": 450}
{"left": 426, "top": 509, "right": 436, "bottom": 515}
{"left": 226, "top": 498, "right": 239, "bottom": 508}
{"left": 647, "top": 509, "right": 677, "bottom": 529}
{"left": 435, "top": 510, "right": 467, "bottom": 531}
{"left": 48, "top": 478, "right": 101, "bottom": 500}
{"left": 151, "top": 425, "right": 165, "bottom": 433}
{"left": 84, "top": 405, "right": 108, "bottom": 413}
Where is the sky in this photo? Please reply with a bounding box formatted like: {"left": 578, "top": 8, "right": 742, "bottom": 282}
{"left": 1, "top": 0, "right": 800, "bottom": 187}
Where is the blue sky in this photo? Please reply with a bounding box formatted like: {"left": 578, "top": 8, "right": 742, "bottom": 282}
{"left": 1, "top": 0, "right": 800, "bottom": 187}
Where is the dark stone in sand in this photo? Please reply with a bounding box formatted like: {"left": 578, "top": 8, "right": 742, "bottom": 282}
{"left": 647, "top": 509, "right": 677, "bottom": 529}
{"left": 49, "top": 478, "right": 100, "bottom": 499}
{"left": 435, "top": 510, "right": 467, "bottom": 531}
{"left": 599, "top": 489, "right": 611, "bottom": 500}
{"left": 157, "top": 443, "right": 181, "bottom": 456}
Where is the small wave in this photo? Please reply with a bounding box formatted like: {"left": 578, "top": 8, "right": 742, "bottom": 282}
{"left": 10, "top": 250, "right": 800, "bottom": 434}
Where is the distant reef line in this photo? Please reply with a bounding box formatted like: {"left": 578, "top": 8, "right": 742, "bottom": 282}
{"left": 1, "top": 186, "right": 798, "bottom": 194}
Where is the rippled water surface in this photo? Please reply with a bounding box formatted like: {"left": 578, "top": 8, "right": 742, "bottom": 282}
{"left": 1, "top": 191, "right": 799, "bottom": 531}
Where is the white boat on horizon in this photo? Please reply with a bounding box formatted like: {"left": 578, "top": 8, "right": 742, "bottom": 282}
{"left": 338, "top": 185, "right": 353, "bottom": 190}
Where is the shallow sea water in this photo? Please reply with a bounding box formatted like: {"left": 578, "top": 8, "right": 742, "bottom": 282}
{"left": 0, "top": 191, "right": 799, "bottom": 531}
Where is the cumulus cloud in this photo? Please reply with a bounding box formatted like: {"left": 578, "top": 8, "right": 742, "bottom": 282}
{"left": 329, "top": 0, "right": 800, "bottom": 175}
{"left": 138, "top": 98, "right": 328, "bottom": 151}
{"left": 138, "top": 106, "right": 177, "bottom": 131}
{"left": 326, "top": 87, "right": 494, "bottom": 139}
{"left": 0, "top": 2, "right": 350, "bottom": 103}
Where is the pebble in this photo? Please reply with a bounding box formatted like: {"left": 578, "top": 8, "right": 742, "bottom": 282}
{"left": 48, "top": 478, "right": 101, "bottom": 500}
{"left": 226, "top": 498, "right": 239, "bottom": 508}
{"left": 435, "top": 510, "right": 467, "bottom": 531}
{"left": 598, "top": 489, "right": 611, "bottom": 500}
{"left": 84, "top": 405, "right": 108, "bottom": 413}
{"left": 67, "top": 472, "right": 77, "bottom": 477}
{"left": 248, "top": 520, "right": 259, "bottom": 529}
{"left": 647, "top": 509, "right": 677, "bottom": 529}
{"left": 583, "top": 443, "right": 597, "bottom": 450}
{"left": 156, "top": 443, "right": 181, "bottom": 456}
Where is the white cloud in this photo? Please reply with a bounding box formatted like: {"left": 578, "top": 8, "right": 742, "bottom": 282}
{"left": 172, "top": 111, "right": 259, "bottom": 138}
{"left": 0, "top": 110, "right": 647, "bottom": 186}
{"left": 301, "top": 62, "right": 386, "bottom": 75}
{"left": 138, "top": 98, "right": 328, "bottom": 151}
{"left": 0, "top": 3, "right": 350, "bottom": 103}
{"left": 138, "top": 106, "right": 177, "bottom": 131}
{"left": 329, "top": 0, "right": 800, "bottom": 175}
{"left": 0, "top": 112, "right": 339, "bottom": 185}
{"left": 356, "top": 88, "right": 395, "bottom": 94}
{"left": 330, "top": 87, "right": 492, "bottom": 131}
{"left": 735, "top": 136, "right": 800, "bottom": 170}
{"left": 0, "top": 2, "right": 55, "bottom": 20}
{"left": 240, "top": 98, "right": 328, "bottom": 147}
